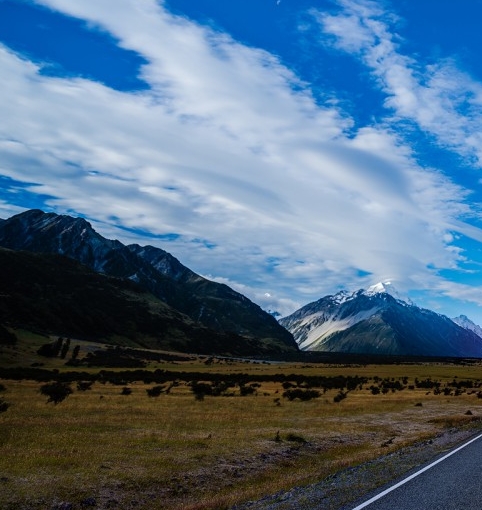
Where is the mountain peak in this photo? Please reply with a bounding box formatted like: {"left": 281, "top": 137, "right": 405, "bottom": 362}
{"left": 364, "top": 281, "right": 411, "bottom": 304}
{"left": 452, "top": 315, "right": 482, "bottom": 339}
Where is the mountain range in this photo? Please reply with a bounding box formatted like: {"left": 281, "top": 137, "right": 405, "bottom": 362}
{"left": 0, "top": 209, "right": 297, "bottom": 356}
{"left": 280, "top": 284, "right": 482, "bottom": 357}
{"left": 2, "top": 209, "right": 482, "bottom": 359}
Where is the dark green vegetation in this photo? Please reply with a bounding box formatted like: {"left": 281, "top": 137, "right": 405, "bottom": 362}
{"left": 0, "top": 246, "right": 294, "bottom": 356}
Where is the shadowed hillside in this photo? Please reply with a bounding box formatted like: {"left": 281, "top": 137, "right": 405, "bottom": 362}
{"left": 0, "top": 247, "right": 293, "bottom": 357}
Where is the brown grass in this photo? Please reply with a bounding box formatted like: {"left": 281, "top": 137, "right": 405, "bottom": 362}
{"left": 1, "top": 359, "right": 482, "bottom": 510}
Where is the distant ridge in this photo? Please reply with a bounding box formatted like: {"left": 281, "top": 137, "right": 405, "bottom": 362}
{"left": 280, "top": 285, "right": 482, "bottom": 357}
{"left": 0, "top": 209, "right": 297, "bottom": 355}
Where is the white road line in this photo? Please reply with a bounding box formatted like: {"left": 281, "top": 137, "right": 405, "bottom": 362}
{"left": 351, "top": 431, "right": 482, "bottom": 510}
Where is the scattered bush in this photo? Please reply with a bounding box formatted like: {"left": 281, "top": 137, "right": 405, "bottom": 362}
{"left": 415, "top": 378, "right": 441, "bottom": 390}
{"left": 121, "top": 387, "right": 132, "bottom": 395}
{"left": 333, "top": 390, "right": 347, "bottom": 403}
{"left": 40, "top": 382, "right": 73, "bottom": 404}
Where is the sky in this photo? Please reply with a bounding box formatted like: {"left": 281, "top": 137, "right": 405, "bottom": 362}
{"left": 2, "top": 0, "right": 482, "bottom": 323}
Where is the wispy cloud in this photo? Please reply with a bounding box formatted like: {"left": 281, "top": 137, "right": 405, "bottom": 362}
{"left": 314, "top": 0, "right": 482, "bottom": 166}
{"left": 0, "top": 0, "right": 481, "bottom": 315}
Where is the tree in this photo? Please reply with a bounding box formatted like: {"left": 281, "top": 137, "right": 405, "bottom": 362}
{"left": 71, "top": 345, "right": 80, "bottom": 360}
{"left": 60, "top": 338, "right": 71, "bottom": 359}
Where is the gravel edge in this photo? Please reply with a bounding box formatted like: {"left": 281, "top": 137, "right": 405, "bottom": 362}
{"left": 232, "top": 426, "right": 482, "bottom": 510}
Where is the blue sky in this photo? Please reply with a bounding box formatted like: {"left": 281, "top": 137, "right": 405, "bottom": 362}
{"left": 2, "top": 0, "right": 482, "bottom": 323}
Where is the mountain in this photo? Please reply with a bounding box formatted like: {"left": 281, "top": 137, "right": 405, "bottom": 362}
{"left": 452, "top": 315, "right": 482, "bottom": 339}
{"left": 0, "top": 247, "right": 278, "bottom": 356}
{"left": 280, "top": 285, "right": 482, "bottom": 357}
{"left": 0, "top": 209, "right": 297, "bottom": 355}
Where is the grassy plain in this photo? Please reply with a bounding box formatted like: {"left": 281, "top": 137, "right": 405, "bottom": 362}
{"left": 2, "top": 333, "right": 482, "bottom": 509}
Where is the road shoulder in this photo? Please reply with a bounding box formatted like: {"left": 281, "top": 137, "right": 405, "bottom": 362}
{"left": 232, "top": 426, "right": 482, "bottom": 510}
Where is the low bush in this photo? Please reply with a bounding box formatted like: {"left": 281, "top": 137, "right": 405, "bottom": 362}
{"left": 146, "top": 385, "right": 165, "bottom": 397}
{"left": 40, "top": 382, "right": 73, "bottom": 404}
{"left": 333, "top": 390, "right": 347, "bottom": 403}
{"left": 282, "top": 388, "right": 321, "bottom": 401}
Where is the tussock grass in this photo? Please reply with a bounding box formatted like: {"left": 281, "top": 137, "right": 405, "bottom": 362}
{"left": 2, "top": 355, "right": 482, "bottom": 508}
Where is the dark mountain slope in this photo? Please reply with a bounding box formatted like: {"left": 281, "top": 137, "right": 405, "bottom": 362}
{"left": 0, "top": 209, "right": 296, "bottom": 353}
{"left": 0, "top": 247, "right": 284, "bottom": 356}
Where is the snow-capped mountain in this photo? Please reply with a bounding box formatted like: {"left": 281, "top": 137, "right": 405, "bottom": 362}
{"left": 452, "top": 315, "right": 482, "bottom": 339}
{"left": 280, "top": 285, "right": 482, "bottom": 357}
{"left": 0, "top": 209, "right": 297, "bottom": 354}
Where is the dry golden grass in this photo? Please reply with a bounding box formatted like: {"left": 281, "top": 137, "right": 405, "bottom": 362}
{"left": 2, "top": 358, "right": 482, "bottom": 509}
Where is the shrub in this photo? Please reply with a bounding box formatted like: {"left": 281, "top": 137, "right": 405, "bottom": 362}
{"left": 283, "top": 388, "right": 321, "bottom": 401}
{"left": 0, "top": 399, "right": 10, "bottom": 413}
{"left": 40, "top": 382, "right": 73, "bottom": 404}
{"left": 239, "top": 384, "right": 256, "bottom": 396}
{"left": 286, "top": 433, "right": 307, "bottom": 444}
{"left": 191, "top": 382, "right": 213, "bottom": 399}
{"left": 333, "top": 390, "right": 347, "bottom": 403}
{"left": 121, "top": 387, "right": 132, "bottom": 395}
{"left": 146, "top": 385, "right": 165, "bottom": 397}
{"left": 77, "top": 381, "right": 94, "bottom": 391}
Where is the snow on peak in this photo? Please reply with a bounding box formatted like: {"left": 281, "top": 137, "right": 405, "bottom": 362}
{"left": 365, "top": 281, "right": 412, "bottom": 304}
{"left": 452, "top": 315, "right": 482, "bottom": 339}
{"left": 366, "top": 281, "right": 395, "bottom": 294}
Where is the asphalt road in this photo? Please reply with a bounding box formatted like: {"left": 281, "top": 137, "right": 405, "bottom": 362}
{"left": 349, "top": 432, "right": 482, "bottom": 510}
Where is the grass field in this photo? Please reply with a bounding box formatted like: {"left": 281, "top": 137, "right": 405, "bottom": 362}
{"left": 2, "top": 333, "right": 482, "bottom": 509}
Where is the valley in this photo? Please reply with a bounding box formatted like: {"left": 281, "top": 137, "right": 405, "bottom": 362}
{"left": 2, "top": 209, "right": 482, "bottom": 508}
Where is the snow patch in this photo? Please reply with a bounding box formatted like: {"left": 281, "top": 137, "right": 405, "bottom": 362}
{"left": 297, "top": 306, "right": 381, "bottom": 350}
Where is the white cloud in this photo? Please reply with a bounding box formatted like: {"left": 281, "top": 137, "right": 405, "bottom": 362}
{"left": 0, "top": 0, "right": 482, "bottom": 316}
